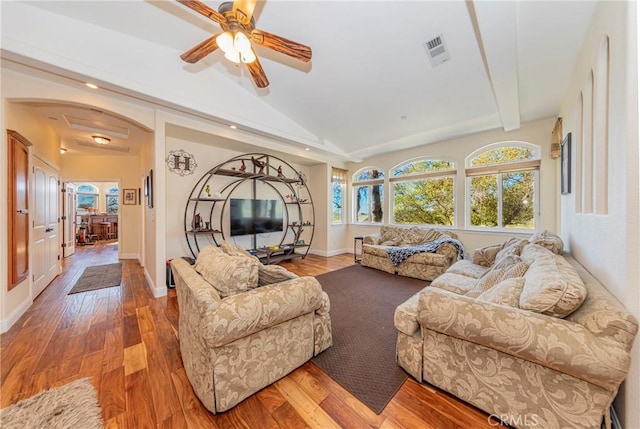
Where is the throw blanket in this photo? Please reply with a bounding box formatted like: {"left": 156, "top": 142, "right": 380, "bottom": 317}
{"left": 385, "top": 237, "right": 464, "bottom": 266}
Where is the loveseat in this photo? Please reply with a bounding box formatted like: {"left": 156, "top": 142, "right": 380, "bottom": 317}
{"left": 361, "top": 225, "right": 464, "bottom": 281}
{"left": 171, "top": 242, "right": 332, "bottom": 413}
{"left": 394, "top": 232, "right": 638, "bottom": 429}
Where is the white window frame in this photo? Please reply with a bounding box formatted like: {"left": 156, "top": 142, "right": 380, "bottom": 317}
{"left": 389, "top": 157, "right": 457, "bottom": 227}
{"left": 465, "top": 142, "right": 541, "bottom": 232}
{"left": 352, "top": 167, "right": 384, "bottom": 224}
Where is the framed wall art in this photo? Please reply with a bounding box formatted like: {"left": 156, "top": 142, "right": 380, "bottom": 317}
{"left": 123, "top": 188, "right": 137, "bottom": 205}
{"left": 561, "top": 132, "right": 571, "bottom": 195}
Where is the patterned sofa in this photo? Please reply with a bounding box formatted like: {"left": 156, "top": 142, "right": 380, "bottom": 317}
{"left": 361, "top": 225, "right": 463, "bottom": 281}
{"left": 171, "top": 242, "right": 332, "bottom": 413}
{"left": 394, "top": 232, "right": 638, "bottom": 429}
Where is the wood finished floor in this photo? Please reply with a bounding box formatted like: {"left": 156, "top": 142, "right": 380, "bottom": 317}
{"left": 0, "top": 243, "right": 495, "bottom": 428}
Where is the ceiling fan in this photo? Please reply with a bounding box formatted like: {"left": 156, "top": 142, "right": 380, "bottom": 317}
{"left": 177, "top": 0, "right": 312, "bottom": 88}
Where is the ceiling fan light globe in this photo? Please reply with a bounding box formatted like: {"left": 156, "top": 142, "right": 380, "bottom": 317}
{"left": 224, "top": 50, "right": 241, "bottom": 64}
{"left": 216, "top": 31, "right": 234, "bottom": 54}
{"left": 234, "top": 31, "right": 251, "bottom": 53}
{"left": 241, "top": 49, "right": 256, "bottom": 64}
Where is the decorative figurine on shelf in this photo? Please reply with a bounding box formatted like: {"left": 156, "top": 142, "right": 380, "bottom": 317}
{"left": 239, "top": 159, "right": 246, "bottom": 172}
{"left": 303, "top": 220, "right": 311, "bottom": 226}
{"left": 285, "top": 194, "right": 298, "bottom": 202}
{"left": 205, "top": 221, "right": 210, "bottom": 231}
{"left": 277, "top": 165, "right": 284, "bottom": 178}
{"left": 192, "top": 213, "right": 201, "bottom": 231}
{"left": 298, "top": 198, "right": 308, "bottom": 203}
{"left": 204, "top": 184, "right": 211, "bottom": 197}
{"left": 251, "top": 156, "right": 266, "bottom": 174}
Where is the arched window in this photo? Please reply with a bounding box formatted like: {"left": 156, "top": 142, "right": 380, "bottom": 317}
{"left": 391, "top": 158, "right": 456, "bottom": 226}
{"left": 465, "top": 142, "right": 540, "bottom": 230}
{"left": 352, "top": 167, "right": 384, "bottom": 223}
{"left": 106, "top": 186, "right": 119, "bottom": 214}
{"left": 77, "top": 183, "right": 99, "bottom": 214}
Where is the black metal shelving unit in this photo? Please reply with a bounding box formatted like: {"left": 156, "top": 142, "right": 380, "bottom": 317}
{"left": 183, "top": 153, "right": 315, "bottom": 263}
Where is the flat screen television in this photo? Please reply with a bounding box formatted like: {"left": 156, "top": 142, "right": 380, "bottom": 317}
{"left": 230, "top": 198, "right": 284, "bottom": 236}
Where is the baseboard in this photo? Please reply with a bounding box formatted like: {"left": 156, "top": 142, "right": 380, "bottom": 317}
{"left": 144, "top": 267, "right": 166, "bottom": 298}
{"left": 309, "top": 248, "right": 350, "bottom": 257}
{"left": 0, "top": 297, "right": 32, "bottom": 333}
{"left": 119, "top": 253, "right": 139, "bottom": 260}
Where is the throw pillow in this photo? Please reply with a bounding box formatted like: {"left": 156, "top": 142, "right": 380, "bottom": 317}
{"left": 195, "top": 247, "right": 259, "bottom": 297}
{"left": 220, "top": 241, "right": 256, "bottom": 259}
{"left": 466, "top": 259, "right": 529, "bottom": 298}
{"left": 472, "top": 244, "right": 502, "bottom": 267}
{"left": 476, "top": 277, "right": 525, "bottom": 308}
{"left": 520, "top": 253, "right": 587, "bottom": 318}
{"left": 494, "top": 237, "right": 528, "bottom": 262}
{"left": 258, "top": 264, "right": 299, "bottom": 287}
{"left": 529, "top": 230, "right": 564, "bottom": 255}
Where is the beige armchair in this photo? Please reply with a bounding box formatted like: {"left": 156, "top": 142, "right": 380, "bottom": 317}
{"left": 171, "top": 257, "right": 332, "bottom": 413}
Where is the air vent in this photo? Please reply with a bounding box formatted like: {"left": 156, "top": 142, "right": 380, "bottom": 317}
{"left": 75, "top": 139, "right": 130, "bottom": 153}
{"left": 423, "top": 34, "right": 450, "bottom": 67}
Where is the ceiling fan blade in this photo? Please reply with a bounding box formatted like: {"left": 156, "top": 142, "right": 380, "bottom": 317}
{"left": 181, "top": 35, "right": 220, "bottom": 63}
{"left": 177, "top": 0, "right": 226, "bottom": 25}
{"left": 251, "top": 29, "right": 312, "bottom": 62}
{"left": 246, "top": 55, "right": 269, "bottom": 88}
{"left": 232, "top": 0, "right": 257, "bottom": 25}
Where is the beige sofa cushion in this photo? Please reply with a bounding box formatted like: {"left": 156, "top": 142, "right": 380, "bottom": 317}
{"left": 432, "top": 272, "right": 478, "bottom": 295}
{"left": 446, "top": 260, "right": 489, "bottom": 279}
{"left": 476, "top": 277, "right": 525, "bottom": 307}
{"left": 495, "top": 238, "right": 528, "bottom": 262}
{"left": 220, "top": 241, "right": 256, "bottom": 259}
{"left": 520, "top": 253, "right": 587, "bottom": 318}
{"left": 195, "top": 245, "right": 260, "bottom": 297}
{"left": 472, "top": 244, "right": 502, "bottom": 267}
{"left": 529, "top": 230, "right": 564, "bottom": 254}
{"left": 258, "top": 264, "right": 299, "bottom": 287}
{"left": 467, "top": 258, "right": 529, "bottom": 297}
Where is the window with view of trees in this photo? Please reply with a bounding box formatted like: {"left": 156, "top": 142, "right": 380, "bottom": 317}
{"left": 106, "top": 186, "right": 119, "bottom": 214}
{"left": 353, "top": 168, "right": 384, "bottom": 223}
{"left": 331, "top": 167, "right": 347, "bottom": 223}
{"left": 466, "top": 144, "right": 540, "bottom": 230}
{"left": 391, "top": 159, "right": 455, "bottom": 226}
{"left": 77, "top": 183, "right": 99, "bottom": 213}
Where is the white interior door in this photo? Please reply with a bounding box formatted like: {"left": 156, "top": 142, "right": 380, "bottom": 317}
{"left": 32, "top": 158, "right": 59, "bottom": 297}
{"left": 63, "top": 183, "right": 76, "bottom": 257}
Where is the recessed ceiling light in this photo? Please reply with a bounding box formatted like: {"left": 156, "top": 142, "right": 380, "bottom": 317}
{"left": 304, "top": 148, "right": 310, "bottom": 151}
{"left": 400, "top": 115, "right": 408, "bottom": 120}
{"left": 92, "top": 135, "right": 111, "bottom": 145}
{"left": 60, "top": 148, "right": 67, "bottom": 154}
{"left": 229, "top": 125, "right": 237, "bottom": 129}
{"left": 85, "top": 83, "right": 99, "bottom": 89}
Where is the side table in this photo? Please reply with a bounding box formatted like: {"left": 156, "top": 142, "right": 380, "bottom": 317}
{"left": 354, "top": 236, "right": 364, "bottom": 263}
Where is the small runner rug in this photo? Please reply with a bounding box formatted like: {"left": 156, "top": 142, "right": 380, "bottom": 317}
{"left": 311, "top": 264, "right": 427, "bottom": 414}
{"left": 68, "top": 262, "right": 122, "bottom": 294}
{"left": 0, "top": 378, "right": 103, "bottom": 429}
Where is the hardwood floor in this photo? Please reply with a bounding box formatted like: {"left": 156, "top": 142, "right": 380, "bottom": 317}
{"left": 0, "top": 243, "right": 495, "bottom": 428}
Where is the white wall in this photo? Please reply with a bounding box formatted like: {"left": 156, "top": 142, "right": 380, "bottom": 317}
{"left": 345, "top": 118, "right": 557, "bottom": 254}
{"left": 558, "top": 2, "right": 639, "bottom": 426}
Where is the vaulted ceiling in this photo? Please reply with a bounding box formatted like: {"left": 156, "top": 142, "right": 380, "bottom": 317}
{"left": 2, "top": 1, "right": 597, "bottom": 161}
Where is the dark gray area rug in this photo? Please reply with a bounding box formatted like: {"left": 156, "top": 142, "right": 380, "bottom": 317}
{"left": 311, "top": 264, "right": 427, "bottom": 414}
{"left": 68, "top": 262, "right": 122, "bottom": 294}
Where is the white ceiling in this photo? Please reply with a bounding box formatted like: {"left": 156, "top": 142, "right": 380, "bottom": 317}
{"left": 11, "top": 1, "right": 597, "bottom": 160}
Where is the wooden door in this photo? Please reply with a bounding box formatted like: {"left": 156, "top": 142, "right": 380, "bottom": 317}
{"left": 32, "top": 157, "right": 59, "bottom": 297}
{"left": 62, "top": 183, "right": 76, "bottom": 257}
{"left": 7, "top": 131, "right": 31, "bottom": 290}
